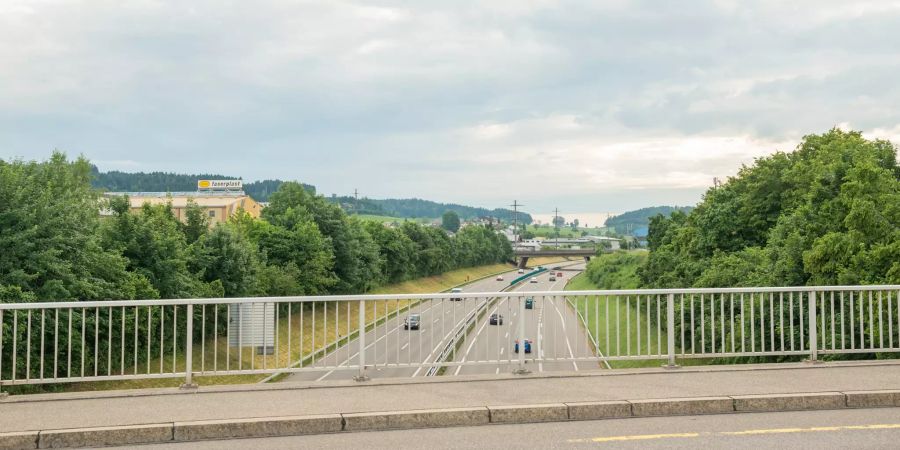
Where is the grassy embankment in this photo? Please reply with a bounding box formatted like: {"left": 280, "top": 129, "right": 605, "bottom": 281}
{"left": 66, "top": 256, "right": 569, "bottom": 392}
{"left": 564, "top": 250, "right": 667, "bottom": 369}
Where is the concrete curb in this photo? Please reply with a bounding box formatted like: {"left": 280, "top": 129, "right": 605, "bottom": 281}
{"left": 3, "top": 390, "right": 899, "bottom": 449}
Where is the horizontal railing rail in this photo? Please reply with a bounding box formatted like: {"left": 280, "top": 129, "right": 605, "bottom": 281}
{"left": 1, "top": 285, "right": 897, "bottom": 389}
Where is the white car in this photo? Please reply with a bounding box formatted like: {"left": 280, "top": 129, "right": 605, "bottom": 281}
{"left": 530, "top": 277, "right": 538, "bottom": 283}
{"left": 496, "top": 275, "right": 504, "bottom": 281}
{"left": 517, "top": 269, "right": 525, "bottom": 274}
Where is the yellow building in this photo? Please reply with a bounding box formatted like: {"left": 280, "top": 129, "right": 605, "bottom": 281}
{"left": 105, "top": 191, "right": 262, "bottom": 225}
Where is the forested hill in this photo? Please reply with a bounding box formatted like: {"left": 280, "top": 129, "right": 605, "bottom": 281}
{"left": 92, "top": 168, "right": 529, "bottom": 221}
{"left": 90, "top": 168, "right": 312, "bottom": 201}
{"left": 329, "top": 196, "right": 533, "bottom": 223}
{"left": 604, "top": 206, "right": 693, "bottom": 234}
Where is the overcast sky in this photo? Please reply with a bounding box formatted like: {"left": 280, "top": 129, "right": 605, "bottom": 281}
{"left": 2, "top": 1, "right": 899, "bottom": 214}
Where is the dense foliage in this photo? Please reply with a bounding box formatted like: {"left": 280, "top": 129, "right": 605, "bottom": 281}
{"left": 583, "top": 252, "right": 647, "bottom": 289}
{"left": 604, "top": 206, "right": 693, "bottom": 235}
{"left": 441, "top": 210, "right": 460, "bottom": 232}
{"left": 1, "top": 154, "right": 514, "bottom": 382}
{"left": 640, "top": 129, "right": 899, "bottom": 289}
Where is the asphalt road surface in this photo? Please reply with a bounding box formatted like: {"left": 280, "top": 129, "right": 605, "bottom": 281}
{"left": 284, "top": 266, "right": 532, "bottom": 382}
{"left": 450, "top": 263, "right": 602, "bottom": 376}
{"left": 113, "top": 407, "right": 900, "bottom": 449}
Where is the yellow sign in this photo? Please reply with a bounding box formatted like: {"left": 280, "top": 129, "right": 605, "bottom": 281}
{"left": 197, "top": 180, "right": 242, "bottom": 190}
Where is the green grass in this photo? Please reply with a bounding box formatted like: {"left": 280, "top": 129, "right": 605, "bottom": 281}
{"left": 566, "top": 273, "right": 665, "bottom": 368}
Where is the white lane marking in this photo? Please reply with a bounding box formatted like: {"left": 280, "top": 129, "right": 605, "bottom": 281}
{"left": 315, "top": 270, "right": 524, "bottom": 381}
{"left": 548, "top": 296, "right": 578, "bottom": 371}
{"left": 454, "top": 302, "right": 504, "bottom": 376}
{"left": 434, "top": 318, "right": 440, "bottom": 324}
{"left": 500, "top": 347, "right": 505, "bottom": 355}
{"left": 505, "top": 332, "right": 509, "bottom": 339}
{"left": 401, "top": 342, "right": 409, "bottom": 351}
{"left": 495, "top": 368, "right": 500, "bottom": 374}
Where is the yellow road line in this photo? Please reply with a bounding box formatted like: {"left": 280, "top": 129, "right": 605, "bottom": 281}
{"left": 568, "top": 423, "right": 900, "bottom": 443}
{"left": 723, "top": 424, "right": 900, "bottom": 436}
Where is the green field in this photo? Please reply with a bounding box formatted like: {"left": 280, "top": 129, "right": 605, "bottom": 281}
{"left": 526, "top": 224, "right": 612, "bottom": 238}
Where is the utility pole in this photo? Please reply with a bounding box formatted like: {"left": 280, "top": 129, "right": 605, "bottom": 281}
{"left": 554, "top": 207, "right": 560, "bottom": 248}
{"left": 510, "top": 200, "right": 523, "bottom": 244}
{"left": 353, "top": 188, "right": 359, "bottom": 215}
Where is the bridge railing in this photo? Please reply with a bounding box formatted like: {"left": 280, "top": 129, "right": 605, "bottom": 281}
{"left": 0, "top": 285, "right": 897, "bottom": 389}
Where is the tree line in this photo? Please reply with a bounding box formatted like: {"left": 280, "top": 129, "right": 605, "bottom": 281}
{"left": 1, "top": 153, "right": 513, "bottom": 384}
{"left": 584, "top": 129, "right": 899, "bottom": 359}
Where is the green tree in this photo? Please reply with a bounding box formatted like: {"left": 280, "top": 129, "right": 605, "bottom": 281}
{"left": 181, "top": 199, "right": 209, "bottom": 243}
{"left": 441, "top": 210, "right": 460, "bottom": 232}
{"left": 190, "top": 224, "right": 260, "bottom": 297}
{"left": 0, "top": 153, "right": 137, "bottom": 301}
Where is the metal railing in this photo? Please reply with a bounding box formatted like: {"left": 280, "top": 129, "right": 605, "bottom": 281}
{"left": 1, "top": 285, "right": 898, "bottom": 388}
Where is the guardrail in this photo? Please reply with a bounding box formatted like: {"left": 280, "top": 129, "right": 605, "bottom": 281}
{"left": 1, "top": 285, "right": 898, "bottom": 389}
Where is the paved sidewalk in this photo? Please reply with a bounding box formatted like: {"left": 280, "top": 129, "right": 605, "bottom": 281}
{"left": 4, "top": 361, "right": 900, "bottom": 433}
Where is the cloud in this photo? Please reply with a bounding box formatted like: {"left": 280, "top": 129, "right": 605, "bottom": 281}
{"left": 0, "top": 0, "right": 898, "bottom": 212}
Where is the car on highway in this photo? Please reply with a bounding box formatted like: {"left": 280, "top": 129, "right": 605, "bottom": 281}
{"left": 525, "top": 297, "right": 534, "bottom": 309}
{"left": 557, "top": 272, "right": 564, "bottom": 277}
{"left": 548, "top": 275, "right": 556, "bottom": 281}
{"left": 552, "top": 266, "right": 561, "bottom": 270}
{"left": 496, "top": 275, "right": 504, "bottom": 281}
{"left": 404, "top": 314, "right": 421, "bottom": 330}
{"left": 517, "top": 269, "right": 525, "bottom": 274}
{"left": 489, "top": 313, "right": 503, "bottom": 325}
{"left": 450, "top": 287, "right": 463, "bottom": 301}
{"left": 529, "top": 277, "right": 538, "bottom": 283}
{"left": 514, "top": 338, "right": 532, "bottom": 354}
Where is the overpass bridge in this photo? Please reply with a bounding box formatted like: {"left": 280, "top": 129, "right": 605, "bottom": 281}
{"left": 513, "top": 248, "right": 597, "bottom": 268}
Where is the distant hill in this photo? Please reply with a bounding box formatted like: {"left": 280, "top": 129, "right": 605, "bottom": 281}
{"left": 91, "top": 168, "right": 529, "bottom": 221}
{"left": 327, "top": 196, "right": 532, "bottom": 223}
{"left": 605, "top": 206, "right": 694, "bottom": 234}
{"left": 90, "top": 168, "right": 313, "bottom": 202}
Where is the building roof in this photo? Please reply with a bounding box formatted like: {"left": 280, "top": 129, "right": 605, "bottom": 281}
{"left": 106, "top": 192, "right": 253, "bottom": 209}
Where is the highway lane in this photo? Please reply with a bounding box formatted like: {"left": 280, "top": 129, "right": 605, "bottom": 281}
{"left": 284, "top": 266, "right": 526, "bottom": 382}
{"left": 451, "top": 263, "right": 602, "bottom": 376}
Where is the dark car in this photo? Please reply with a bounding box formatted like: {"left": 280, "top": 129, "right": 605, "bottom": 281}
{"left": 514, "top": 339, "right": 532, "bottom": 354}
{"left": 525, "top": 297, "right": 534, "bottom": 309}
{"left": 404, "top": 314, "right": 421, "bottom": 330}
{"left": 489, "top": 313, "right": 503, "bottom": 325}
{"left": 548, "top": 275, "right": 556, "bottom": 281}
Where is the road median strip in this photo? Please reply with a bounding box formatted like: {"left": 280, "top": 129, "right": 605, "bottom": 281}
{"left": 3, "top": 390, "right": 899, "bottom": 449}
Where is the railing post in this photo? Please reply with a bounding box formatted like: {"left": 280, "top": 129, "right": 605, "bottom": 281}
{"left": 808, "top": 290, "right": 818, "bottom": 363}
{"left": 355, "top": 299, "right": 369, "bottom": 381}
{"left": 665, "top": 293, "right": 678, "bottom": 368}
{"left": 180, "top": 304, "right": 197, "bottom": 389}
{"left": 514, "top": 296, "right": 530, "bottom": 375}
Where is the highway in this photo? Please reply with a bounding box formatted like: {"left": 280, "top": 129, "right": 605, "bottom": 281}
{"left": 284, "top": 266, "right": 528, "bottom": 382}
{"left": 450, "top": 263, "right": 601, "bottom": 376}
{"left": 284, "top": 261, "right": 594, "bottom": 382}
{"left": 112, "top": 408, "right": 900, "bottom": 449}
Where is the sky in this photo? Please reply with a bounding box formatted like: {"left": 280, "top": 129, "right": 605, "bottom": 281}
{"left": 2, "top": 1, "right": 900, "bottom": 214}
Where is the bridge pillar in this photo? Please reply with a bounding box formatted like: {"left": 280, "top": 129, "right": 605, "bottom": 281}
{"left": 517, "top": 256, "right": 529, "bottom": 269}
{"left": 583, "top": 256, "right": 591, "bottom": 264}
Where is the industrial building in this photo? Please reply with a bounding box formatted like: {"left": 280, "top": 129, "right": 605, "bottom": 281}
{"left": 103, "top": 180, "right": 262, "bottom": 225}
